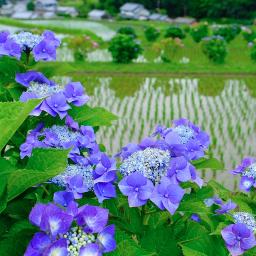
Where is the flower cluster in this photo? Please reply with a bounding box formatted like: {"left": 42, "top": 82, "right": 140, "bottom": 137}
{"left": 231, "top": 157, "right": 256, "bottom": 192}
{"left": 25, "top": 198, "right": 116, "bottom": 256}
{"left": 16, "top": 71, "right": 89, "bottom": 118}
{"left": 233, "top": 212, "right": 256, "bottom": 232}
{"left": 0, "top": 30, "right": 60, "bottom": 61}
{"left": 221, "top": 223, "right": 255, "bottom": 256}
{"left": 204, "top": 196, "right": 237, "bottom": 214}
{"left": 117, "top": 119, "right": 208, "bottom": 215}
{"left": 21, "top": 116, "right": 117, "bottom": 202}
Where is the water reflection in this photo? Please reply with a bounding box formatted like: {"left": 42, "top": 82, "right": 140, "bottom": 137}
{"left": 60, "top": 75, "right": 256, "bottom": 189}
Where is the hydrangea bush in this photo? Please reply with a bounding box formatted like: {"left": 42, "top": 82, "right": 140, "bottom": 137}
{"left": 0, "top": 29, "right": 255, "bottom": 256}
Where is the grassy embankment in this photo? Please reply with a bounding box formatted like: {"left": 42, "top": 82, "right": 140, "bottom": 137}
{"left": 1, "top": 17, "right": 256, "bottom": 75}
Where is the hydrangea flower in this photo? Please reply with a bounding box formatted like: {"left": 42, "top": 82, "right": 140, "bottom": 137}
{"left": 25, "top": 201, "right": 116, "bottom": 256}
{"left": 21, "top": 118, "right": 117, "bottom": 203}
{"left": 231, "top": 157, "right": 256, "bottom": 192}
{"left": 221, "top": 223, "right": 256, "bottom": 256}
{"left": 16, "top": 71, "right": 89, "bottom": 118}
{"left": 153, "top": 119, "right": 210, "bottom": 160}
{"left": 191, "top": 213, "right": 201, "bottom": 222}
{"left": 0, "top": 30, "right": 60, "bottom": 61}
{"left": 118, "top": 143, "right": 188, "bottom": 214}
{"left": 233, "top": 212, "right": 256, "bottom": 232}
{"left": 215, "top": 199, "right": 237, "bottom": 215}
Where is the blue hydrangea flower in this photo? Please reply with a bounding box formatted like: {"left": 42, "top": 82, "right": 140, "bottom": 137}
{"left": 233, "top": 212, "right": 256, "bottom": 232}
{"left": 221, "top": 223, "right": 256, "bottom": 256}
{"left": 231, "top": 157, "right": 256, "bottom": 192}
{"left": 16, "top": 71, "right": 89, "bottom": 118}
{"left": 0, "top": 30, "right": 60, "bottom": 61}
{"left": 153, "top": 118, "right": 210, "bottom": 160}
{"left": 25, "top": 201, "right": 116, "bottom": 256}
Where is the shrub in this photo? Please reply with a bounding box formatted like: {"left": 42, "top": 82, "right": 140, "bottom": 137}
{"left": 153, "top": 38, "right": 184, "bottom": 63}
{"left": 117, "top": 26, "right": 137, "bottom": 38}
{"left": 144, "top": 26, "right": 160, "bottom": 42}
{"left": 164, "top": 26, "right": 186, "bottom": 39}
{"left": 190, "top": 23, "right": 209, "bottom": 43}
{"left": 26, "top": 1, "right": 35, "bottom": 11}
{"left": 109, "top": 34, "right": 142, "bottom": 63}
{"left": 213, "top": 25, "right": 240, "bottom": 43}
{"left": 242, "top": 29, "right": 256, "bottom": 43}
{"left": 202, "top": 35, "right": 227, "bottom": 63}
{"left": 66, "top": 35, "right": 99, "bottom": 62}
{"left": 250, "top": 41, "right": 256, "bottom": 61}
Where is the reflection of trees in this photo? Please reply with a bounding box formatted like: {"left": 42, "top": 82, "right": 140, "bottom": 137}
{"left": 109, "top": 76, "right": 145, "bottom": 99}
{"left": 198, "top": 77, "right": 225, "bottom": 97}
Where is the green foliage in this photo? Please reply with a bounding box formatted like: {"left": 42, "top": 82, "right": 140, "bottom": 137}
{"left": 242, "top": 29, "right": 256, "bottom": 43}
{"left": 144, "top": 26, "right": 160, "bottom": 42}
{"left": 190, "top": 23, "right": 209, "bottom": 43}
{"left": 0, "top": 100, "right": 40, "bottom": 151}
{"left": 69, "top": 105, "right": 118, "bottom": 127}
{"left": 165, "top": 26, "right": 186, "bottom": 39}
{"left": 152, "top": 38, "right": 184, "bottom": 63}
{"left": 26, "top": 1, "right": 35, "bottom": 11}
{"left": 109, "top": 34, "right": 143, "bottom": 63}
{"left": 117, "top": 26, "right": 137, "bottom": 39}
{"left": 202, "top": 36, "right": 227, "bottom": 64}
{"left": 250, "top": 42, "right": 256, "bottom": 62}
{"left": 213, "top": 25, "right": 240, "bottom": 43}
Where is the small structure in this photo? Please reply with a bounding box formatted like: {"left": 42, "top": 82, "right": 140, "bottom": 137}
{"left": 120, "top": 3, "right": 150, "bottom": 20}
{"left": 0, "top": 2, "right": 13, "bottom": 16}
{"left": 174, "top": 17, "right": 196, "bottom": 25}
{"left": 57, "top": 6, "right": 78, "bottom": 17}
{"left": 88, "top": 9, "right": 109, "bottom": 20}
{"left": 149, "top": 13, "right": 169, "bottom": 22}
{"left": 35, "top": 0, "right": 57, "bottom": 12}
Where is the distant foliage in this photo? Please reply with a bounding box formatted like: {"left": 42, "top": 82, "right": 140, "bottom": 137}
{"left": 117, "top": 26, "right": 137, "bottom": 39}
{"left": 153, "top": 38, "right": 184, "bottom": 63}
{"left": 144, "top": 26, "right": 160, "bottom": 42}
{"left": 243, "top": 29, "right": 256, "bottom": 43}
{"left": 26, "top": 1, "right": 35, "bottom": 11}
{"left": 213, "top": 25, "right": 241, "bottom": 43}
{"left": 202, "top": 36, "right": 227, "bottom": 63}
{"left": 164, "top": 26, "right": 186, "bottom": 39}
{"left": 250, "top": 42, "right": 256, "bottom": 62}
{"left": 190, "top": 23, "right": 209, "bottom": 43}
{"left": 109, "top": 34, "right": 142, "bottom": 63}
{"left": 66, "top": 35, "right": 99, "bottom": 62}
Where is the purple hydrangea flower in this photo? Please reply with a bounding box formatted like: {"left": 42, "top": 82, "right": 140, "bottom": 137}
{"left": 25, "top": 201, "right": 116, "bottom": 256}
{"left": 191, "top": 213, "right": 201, "bottom": 222}
{"left": 233, "top": 212, "right": 256, "bottom": 232}
{"left": 215, "top": 199, "right": 237, "bottom": 215}
{"left": 231, "top": 157, "right": 256, "bottom": 192}
{"left": 153, "top": 118, "right": 210, "bottom": 160}
{"left": 119, "top": 172, "right": 154, "bottom": 207}
{"left": 204, "top": 195, "right": 223, "bottom": 207}
{"left": 0, "top": 30, "right": 60, "bottom": 61}
{"left": 16, "top": 71, "right": 89, "bottom": 118}
{"left": 150, "top": 177, "right": 185, "bottom": 215}
{"left": 221, "top": 223, "right": 256, "bottom": 256}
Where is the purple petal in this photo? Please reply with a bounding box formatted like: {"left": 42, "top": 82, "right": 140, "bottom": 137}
{"left": 29, "top": 203, "right": 46, "bottom": 227}
{"left": 53, "top": 191, "right": 74, "bottom": 207}
{"left": 98, "top": 225, "right": 116, "bottom": 253}
{"left": 80, "top": 243, "right": 102, "bottom": 256}
{"left": 43, "top": 239, "right": 68, "bottom": 256}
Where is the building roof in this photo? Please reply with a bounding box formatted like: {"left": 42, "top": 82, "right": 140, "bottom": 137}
{"left": 174, "top": 17, "right": 196, "bottom": 24}
{"left": 88, "top": 9, "right": 107, "bottom": 17}
{"left": 36, "top": 0, "right": 57, "bottom": 5}
{"left": 120, "top": 3, "right": 143, "bottom": 12}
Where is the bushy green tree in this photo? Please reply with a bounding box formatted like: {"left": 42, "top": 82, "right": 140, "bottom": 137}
{"left": 117, "top": 26, "right": 137, "bottom": 39}
{"left": 213, "top": 25, "right": 241, "bottom": 43}
{"left": 108, "top": 34, "right": 142, "bottom": 63}
{"left": 202, "top": 36, "right": 227, "bottom": 63}
{"left": 190, "top": 23, "right": 209, "bottom": 43}
{"left": 144, "top": 26, "right": 160, "bottom": 42}
{"left": 164, "top": 26, "right": 186, "bottom": 39}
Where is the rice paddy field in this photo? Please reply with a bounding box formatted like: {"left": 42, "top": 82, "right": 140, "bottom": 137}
{"left": 52, "top": 74, "right": 256, "bottom": 190}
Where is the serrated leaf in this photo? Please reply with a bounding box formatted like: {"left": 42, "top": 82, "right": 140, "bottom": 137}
{"left": 69, "top": 105, "right": 118, "bottom": 127}
{"left": 192, "top": 157, "right": 224, "bottom": 170}
{"left": 7, "top": 148, "right": 68, "bottom": 201}
{"left": 141, "top": 226, "right": 181, "bottom": 256}
{"left": 0, "top": 100, "right": 40, "bottom": 151}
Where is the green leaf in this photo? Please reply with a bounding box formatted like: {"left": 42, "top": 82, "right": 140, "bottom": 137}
{"left": 0, "top": 100, "right": 40, "bottom": 151}
{"left": 69, "top": 105, "right": 118, "bottom": 126}
{"left": 7, "top": 148, "right": 68, "bottom": 201}
{"left": 192, "top": 157, "right": 224, "bottom": 170}
{"left": 109, "top": 229, "right": 154, "bottom": 256}
{"left": 141, "top": 226, "right": 181, "bottom": 256}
